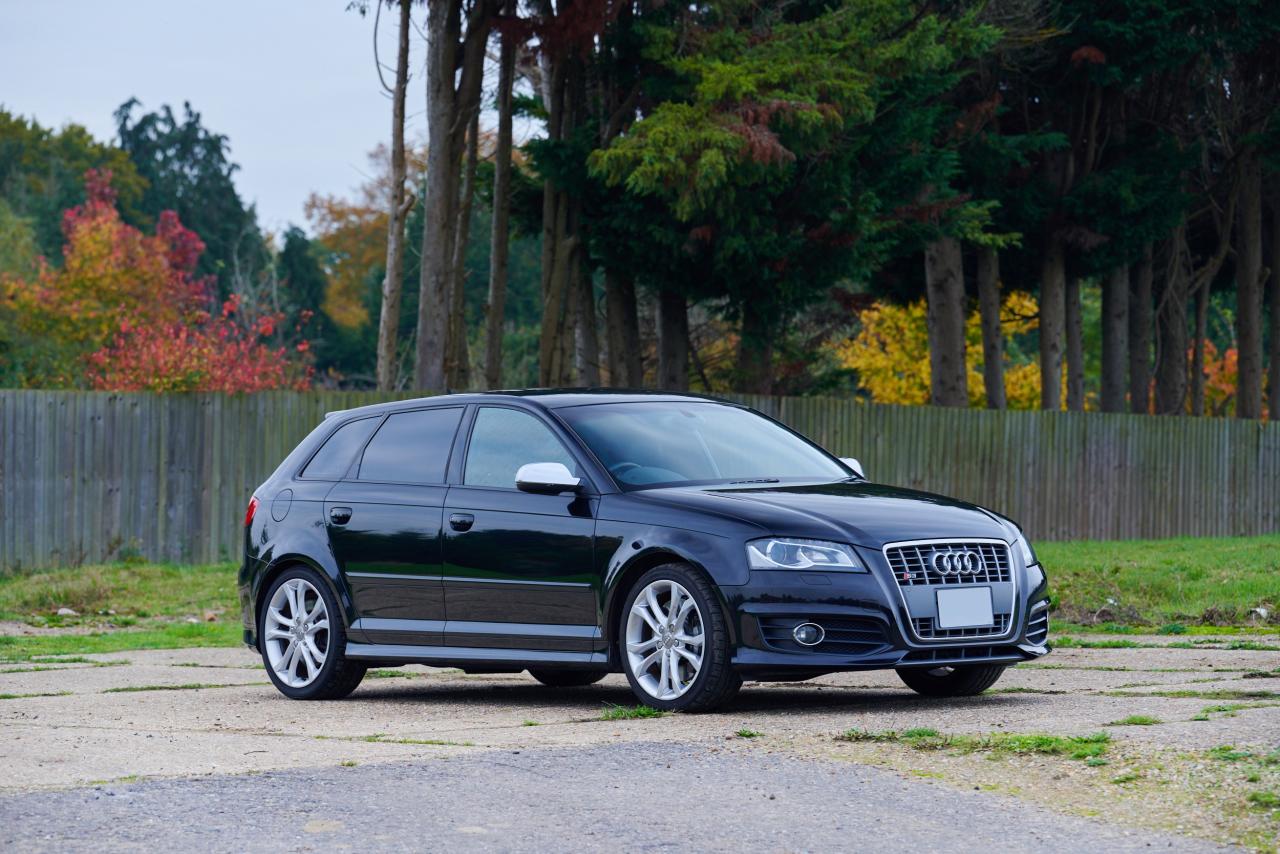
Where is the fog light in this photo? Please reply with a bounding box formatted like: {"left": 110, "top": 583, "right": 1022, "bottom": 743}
{"left": 792, "top": 622, "right": 825, "bottom": 646}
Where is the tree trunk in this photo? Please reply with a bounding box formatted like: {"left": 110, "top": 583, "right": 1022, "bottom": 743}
{"left": 445, "top": 110, "right": 479, "bottom": 390}
{"left": 924, "top": 237, "right": 968, "bottom": 407}
{"left": 1039, "top": 235, "right": 1066, "bottom": 410}
{"left": 1154, "top": 228, "right": 1189, "bottom": 415}
{"left": 1190, "top": 281, "right": 1208, "bottom": 416}
{"left": 1129, "top": 243, "right": 1154, "bottom": 414}
{"left": 1065, "top": 272, "right": 1084, "bottom": 411}
{"left": 414, "top": 0, "right": 492, "bottom": 391}
{"left": 737, "top": 299, "right": 774, "bottom": 394}
{"left": 375, "top": 0, "right": 413, "bottom": 392}
{"left": 537, "top": 53, "right": 583, "bottom": 387}
{"left": 1268, "top": 179, "right": 1280, "bottom": 418}
{"left": 483, "top": 2, "right": 516, "bottom": 390}
{"left": 1235, "top": 151, "right": 1264, "bottom": 419}
{"left": 604, "top": 271, "right": 642, "bottom": 386}
{"left": 976, "top": 246, "right": 1005, "bottom": 409}
{"left": 574, "top": 265, "right": 601, "bottom": 385}
{"left": 657, "top": 289, "right": 688, "bottom": 391}
{"left": 1100, "top": 265, "right": 1129, "bottom": 412}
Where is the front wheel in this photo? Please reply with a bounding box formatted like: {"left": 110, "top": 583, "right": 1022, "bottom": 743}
{"left": 259, "top": 566, "right": 366, "bottom": 700}
{"left": 620, "top": 564, "right": 740, "bottom": 713}
{"left": 896, "top": 664, "right": 1005, "bottom": 697}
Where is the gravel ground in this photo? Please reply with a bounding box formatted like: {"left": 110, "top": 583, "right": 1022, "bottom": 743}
{"left": 2, "top": 638, "right": 1277, "bottom": 851}
{"left": 0, "top": 742, "right": 1236, "bottom": 853}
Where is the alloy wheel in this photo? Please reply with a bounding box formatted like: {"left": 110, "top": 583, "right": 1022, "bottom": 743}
{"left": 625, "top": 579, "right": 704, "bottom": 701}
{"left": 264, "top": 578, "right": 329, "bottom": 688}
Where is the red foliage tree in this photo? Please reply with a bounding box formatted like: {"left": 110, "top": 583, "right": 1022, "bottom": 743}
{"left": 6, "top": 169, "right": 310, "bottom": 391}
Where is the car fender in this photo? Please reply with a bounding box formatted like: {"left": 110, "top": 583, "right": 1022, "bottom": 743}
{"left": 599, "top": 524, "right": 746, "bottom": 655}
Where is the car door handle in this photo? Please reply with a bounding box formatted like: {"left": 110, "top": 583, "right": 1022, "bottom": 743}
{"left": 448, "top": 513, "right": 475, "bottom": 532}
{"left": 329, "top": 506, "right": 352, "bottom": 526}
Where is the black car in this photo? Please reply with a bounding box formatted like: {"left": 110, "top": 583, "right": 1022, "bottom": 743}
{"left": 239, "top": 391, "right": 1049, "bottom": 712}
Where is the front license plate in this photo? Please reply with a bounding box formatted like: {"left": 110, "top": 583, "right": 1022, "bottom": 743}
{"left": 935, "top": 587, "right": 995, "bottom": 629}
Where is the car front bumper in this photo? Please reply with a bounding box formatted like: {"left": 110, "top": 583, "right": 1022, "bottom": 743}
{"left": 723, "top": 553, "right": 1050, "bottom": 678}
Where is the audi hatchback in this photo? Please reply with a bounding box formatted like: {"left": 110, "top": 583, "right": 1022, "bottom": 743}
{"left": 239, "top": 391, "right": 1050, "bottom": 711}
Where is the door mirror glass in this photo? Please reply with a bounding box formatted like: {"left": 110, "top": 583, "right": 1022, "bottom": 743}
{"left": 515, "top": 462, "right": 582, "bottom": 494}
{"left": 839, "top": 457, "right": 865, "bottom": 479}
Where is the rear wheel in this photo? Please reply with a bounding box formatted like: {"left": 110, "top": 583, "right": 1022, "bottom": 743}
{"left": 259, "top": 566, "right": 366, "bottom": 700}
{"left": 528, "top": 668, "right": 608, "bottom": 688}
{"left": 896, "top": 664, "right": 1005, "bottom": 697}
{"left": 620, "top": 564, "right": 740, "bottom": 713}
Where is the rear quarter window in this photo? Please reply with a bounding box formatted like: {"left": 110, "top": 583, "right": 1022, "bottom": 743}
{"left": 301, "top": 417, "right": 380, "bottom": 479}
{"left": 358, "top": 407, "right": 464, "bottom": 484}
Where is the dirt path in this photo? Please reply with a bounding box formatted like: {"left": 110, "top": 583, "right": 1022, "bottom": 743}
{"left": 2, "top": 638, "right": 1278, "bottom": 850}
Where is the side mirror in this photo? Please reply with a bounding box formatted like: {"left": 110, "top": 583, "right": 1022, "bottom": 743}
{"left": 839, "top": 457, "right": 865, "bottom": 480}
{"left": 515, "top": 462, "right": 582, "bottom": 494}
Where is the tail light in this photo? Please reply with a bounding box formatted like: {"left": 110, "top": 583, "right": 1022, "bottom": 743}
{"left": 244, "top": 496, "right": 260, "bottom": 527}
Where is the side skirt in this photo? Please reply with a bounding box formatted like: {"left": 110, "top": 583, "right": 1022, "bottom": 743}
{"left": 345, "top": 642, "right": 609, "bottom": 669}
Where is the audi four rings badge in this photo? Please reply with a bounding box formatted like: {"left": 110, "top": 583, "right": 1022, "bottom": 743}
{"left": 930, "top": 549, "right": 982, "bottom": 575}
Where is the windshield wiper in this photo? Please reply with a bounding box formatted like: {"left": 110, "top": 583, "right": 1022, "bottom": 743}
{"left": 728, "top": 477, "right": 780, "bottom": 484}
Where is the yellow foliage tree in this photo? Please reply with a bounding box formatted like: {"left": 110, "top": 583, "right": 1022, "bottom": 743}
{"left": 305, "top": 144, "right": 429, "bottom": 331}
{"left": 833, "top": 292, "right": 1043, "bottom": 408}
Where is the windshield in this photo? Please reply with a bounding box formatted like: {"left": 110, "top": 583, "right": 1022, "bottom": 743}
{"left": 558, "top": 401, "right": 850, "bottom": 488}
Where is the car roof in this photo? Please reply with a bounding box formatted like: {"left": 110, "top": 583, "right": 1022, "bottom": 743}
{"left": 323, "top": 388, "right": 737, "bottom": 420}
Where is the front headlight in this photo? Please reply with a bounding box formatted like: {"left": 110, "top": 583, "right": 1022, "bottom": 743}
{"left": 746, "top": 538, "right": 866, "bottom": 571}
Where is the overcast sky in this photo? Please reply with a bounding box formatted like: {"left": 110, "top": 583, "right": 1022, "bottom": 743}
{"left": 0, "top": 0, "right": 423, "bottom": 234}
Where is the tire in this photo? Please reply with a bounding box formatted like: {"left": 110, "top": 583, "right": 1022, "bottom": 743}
{"left": 528, "top": 668, "right": 609, "bottom": 688}
{"left": 619, "top": 563, "right": 741, "bottom": 713}
{"left": 259, "top": 566, "right": 366, "bottom": 700}
{"left": 896, "top": 664, "right": 1006, "bottom": 697}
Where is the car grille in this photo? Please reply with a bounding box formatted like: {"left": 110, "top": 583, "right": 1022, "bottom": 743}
{"left": 887, "top": 541, "right": 1011, "bottom": 586}
{"left": 1026, "top": 605, "right": 1049, "bottom": 645}
{"left": 912, "top": 614, "right": 1011, "bottom": 640}
{"left": 757, "top": 616, "right": 888, "bottom": 655}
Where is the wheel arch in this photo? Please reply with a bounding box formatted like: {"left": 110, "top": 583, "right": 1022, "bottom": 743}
{"left": 602, "top": 546, "right": 737, "bottom": 670}
{"left": 252, "top": 553, "right": 352, "bottom": 651}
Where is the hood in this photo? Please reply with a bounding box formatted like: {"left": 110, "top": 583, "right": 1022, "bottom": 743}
{"left": 637, "top": 480, "right": 1011, "bottom": 548}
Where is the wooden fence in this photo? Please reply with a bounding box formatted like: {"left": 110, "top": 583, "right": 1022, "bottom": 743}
{"left": 1, "top": 389, "right": 1277, "bottom": 571}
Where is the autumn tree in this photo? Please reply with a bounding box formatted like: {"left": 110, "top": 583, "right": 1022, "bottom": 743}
{"left": 2, "top": 170, "right": 307, "bottom": 390}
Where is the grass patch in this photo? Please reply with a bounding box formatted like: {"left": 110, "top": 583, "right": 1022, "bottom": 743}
{"left": 0, "top": 562, "right": 243, "bottom": 657}
{"left": 339, "top": 760, "right": 358, "bottom": 768}
{"left": 522, "top": 720, "right": 539, "bottom": 727}
{"left": 600, "top": 704, "right": 666, "bottom": 721}
{"left": 0, "top": 621, "right": 240, "bottom": 661}
{"left": 359, "top": 733, "right": 473, "bottom": 747}
{"left": 367, "top": 668, "right": 416, "bottom": 679}
{"left": 736, "top": 728, "right": 764, "bottom": 738}
{"left": 1111, "top": 771, "right": 1141, "bottom": 784}
{"left": 1107, "top": 715, "right": 1162, "bottom": 726}
{"left": 1107, "top": 689, "right": 1280, "bottom": 701}
{"left": 0, "top": 690, "right": 72, "bottom": 700}
{"left": 0, "top": 562, "right": 237, "bottom": 623}
{"left": 1208, "top": 745, "right": 1255, "bottom": 762}
{"left": 1247, "top": 791, "right": 1280, "bottom": 809}
{"left": 1038, "top": 535, "right": 1279, "bottom": 627}
{"left": 102, "top": 682, "right": 248, "bottom": 693}
{"left": 1, "top": 659, "right": 127, "bottom": 673}
{"left": 1052, "top": 636, "right": 1145, "bottom": 649}
{"left": 836, "top": 728, "right": 1110, "bottom": 761}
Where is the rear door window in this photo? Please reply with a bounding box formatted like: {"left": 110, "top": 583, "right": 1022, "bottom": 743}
{"left": 301, "top": 417, "right": 380, "bottom": 479}
{"left": 358, "top": 407, "right": 463, "bottom": 484}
